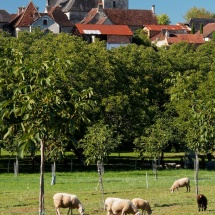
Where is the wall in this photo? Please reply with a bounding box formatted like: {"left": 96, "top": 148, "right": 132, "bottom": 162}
{"left": 103, "top": 0, "right": 128, "bottom": 9}
{"left": 31, "top": 16, "right": 60, "bottom": 34}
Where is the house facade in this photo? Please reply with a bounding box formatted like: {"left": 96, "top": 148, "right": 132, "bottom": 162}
{"left": 75, "top": 23, "right": 133, "bottom": 49}
{"left": 6, "top": 1, "right": 73, "bottom": 37}
{"left": 154, "top": 31, "right": 205, "bottom": 47}
{"left": 143, "top": 24, "right": 191, "bottom": 39}
{"left": 196, "top": 23, "right": 215, "bottom": 41}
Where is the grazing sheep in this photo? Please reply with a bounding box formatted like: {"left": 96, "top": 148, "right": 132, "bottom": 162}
{"left": 170, "top": 177, "right": 190, "bottom": 193}
{"left": 175, "top": 164, "right": 181, "bottom": 169}
{"left": 131, "top": 198, "right": 152, "bottom": 215}
{"left": 104, "top": 197, "right": 141, "bottom": 215}
{"left": 197, "top": 194, "right": 207, "bottom": 211}
{"left": 53, "top": 193, "right": 84, "bottom": 215}
{"left": 165, "top": 163, "right": 176, "bottom": 169}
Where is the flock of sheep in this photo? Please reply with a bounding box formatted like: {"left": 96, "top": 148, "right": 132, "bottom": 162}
{"left": 53, "top": 177, "right": 207, "bottom": 214}
{"left": 53, "top": 193, "right": 152, "bottom": 215}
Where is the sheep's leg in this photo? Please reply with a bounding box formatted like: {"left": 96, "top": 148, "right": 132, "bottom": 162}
{"left": 56, "top": 208, "right": 60, "bottom": 215}
{"left": 67, "top": 207, "right": 72, "bottom": 215}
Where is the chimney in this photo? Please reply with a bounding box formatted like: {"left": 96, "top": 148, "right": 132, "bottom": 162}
{"left": 151, "top": 5, "right": 155, "bottom": 14}
{"left": 97, "top": 3, "right": 103, "bottom": 12}
{"left": 165, "top": 30, "right": 169, "bottom": 38}
{"left": 18, "top": 6, "right": 25, "bottom": 14}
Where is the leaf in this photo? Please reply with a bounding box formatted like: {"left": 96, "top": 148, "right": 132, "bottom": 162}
{"left": 3, "top": 126, "right": 13, "bottom": 139}
{"left": 22, "top": 114, "right": 29, "bottom": 120}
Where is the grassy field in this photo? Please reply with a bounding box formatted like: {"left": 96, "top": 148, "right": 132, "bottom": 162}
{"left": 0, "top": 168, "right": 215, "bottom": 215}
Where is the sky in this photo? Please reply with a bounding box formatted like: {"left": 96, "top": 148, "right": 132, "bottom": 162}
{"left": 0, "top": 0, "right": 214, "bottom": 24}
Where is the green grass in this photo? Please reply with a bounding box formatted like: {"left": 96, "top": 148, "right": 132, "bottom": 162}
{"left": 0, "top": 169, "right": 214, "bottom": 215}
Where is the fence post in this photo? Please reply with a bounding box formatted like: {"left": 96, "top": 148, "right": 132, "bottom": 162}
{"left": 51, "top": 162, "right": 56, "bottom": 185}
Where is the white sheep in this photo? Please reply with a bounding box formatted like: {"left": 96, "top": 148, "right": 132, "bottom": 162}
{"left": 170, "top": 177, "right": 190, "bottom": 193}
{"left": 131, "top": 198, "right": 152, "bottom": 215}
{"left": 53, "top": 193, "right": 84, "bottom": 215}
{"left": 104, "top": 197, "right": 141, "bottom": 215}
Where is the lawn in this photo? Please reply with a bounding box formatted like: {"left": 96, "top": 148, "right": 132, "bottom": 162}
{"left": 0, "top": 168, "right": 214, "bottom": 215}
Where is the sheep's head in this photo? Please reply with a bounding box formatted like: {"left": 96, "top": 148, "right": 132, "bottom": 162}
{"left": 78, "top": 206, "right": 84, "bottom": 215}
{"left": 170, "top": 188, "right": 175, "bottom": 193}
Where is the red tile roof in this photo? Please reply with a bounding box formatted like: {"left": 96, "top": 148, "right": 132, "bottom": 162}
{"left": 48, "top": 6, "right": 73, "bottom": 26}
{"left": 144, "top": 24, "right": 190, "bottom": 31}
{"left": 167, "top": 34, "right": 205, "bottom": 45}
{"left": 80, "top": 8, "right": 99, "bottom": 24}
{"left": 14, "top": 1, "right": 40, "bottom": 27}
{"left": 103, "top": 9, "right": 157, "bottom": 26}
{"left": 196, "top": 23, "right": 215, "bottom": 37}
{"left": 76, "top": 24, "right": 133, "bottom": 36}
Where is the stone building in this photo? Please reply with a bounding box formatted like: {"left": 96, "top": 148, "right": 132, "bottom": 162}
{"left": 46, "top": 0, "right": 128, "bottom": 23}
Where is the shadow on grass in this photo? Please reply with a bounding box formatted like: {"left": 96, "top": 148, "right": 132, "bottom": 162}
{"left": 154, "top": 203, "right": 179, "bottom": 207}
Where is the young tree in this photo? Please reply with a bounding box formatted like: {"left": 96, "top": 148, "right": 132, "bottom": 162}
{"left": 134, "top": 117, "right": 173, "bottom": 162}
{"left": 79, "top": 121, "right": 122, "bottom": 165}
{"left": 0, "top": 47, "right": 93, "bottom": 214}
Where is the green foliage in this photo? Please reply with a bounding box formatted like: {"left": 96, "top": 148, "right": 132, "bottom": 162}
{"left": 183, "top": 6, "right": 215, "bottom": 22}
{"left": 132, "top": 29, "right": 151, "bottom": 46}
{"left": 191, "top": 23, "right": 195, "bottom": 34}
{"left": 212, "top": 31, "right": 215, "bottom": 39}
{"left": 134, "top": 117, "right": 174, "bottom": 159}
{"left": 0, "top": 40, "right": 93, "bottom": 161}
{"left": 200, "top": 23, "right": 203, "bottom": 34}
{"left": 1, "top": 26, "right": 215, "bottom": 162}
{"left": 79, "top": 121, "right": 122, "bottom": 164}
{"left": 156, "top": 13, "right": 171, "bottom": 25}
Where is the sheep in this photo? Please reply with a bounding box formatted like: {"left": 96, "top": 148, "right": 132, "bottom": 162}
{"left": 104, "top": 197, "right": 141, "bottom": 215}
{"left": 197, "top": 194, "right": 207, "bottom": 211}
{"left": 175, "top": 164, "right": 181, "bottom": 169}
{"left": 131, "top": 198, "right": 152, "bottom": 215}
{"left": 170, "top": 177, "right": 190, "bottom": 193}
{"left": 165, "top": 163, "right": 176, "bottom": 169}
{"left": 53, "top": 193, "right": 84, "bottom": 215}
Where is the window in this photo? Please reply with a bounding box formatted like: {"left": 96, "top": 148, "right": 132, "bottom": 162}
{"left": 43, "top": 19, "right": 48, "bottom": 25}
{"left": 113, "top": 1, "right": 116, "bottom": 8}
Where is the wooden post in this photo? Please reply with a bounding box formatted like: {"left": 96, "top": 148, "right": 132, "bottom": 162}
{"left": 146, "top": 172, "right": 148, "bottom": 189}
{"left": 97, "top": 160, "right": 104, "bottom": 207}
{"left": 152, "top": 159, "right": 158, "bottom": 180}
{"left": 195, "top": 151, "right": 199, "bottom": 196}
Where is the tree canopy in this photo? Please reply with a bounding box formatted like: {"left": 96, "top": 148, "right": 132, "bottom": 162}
{"left": 0, "top": 30, "right": 215, "bottom": 165}
{"left": 156, "top": 14, "right": 171, "bottom": 25}
{"left": 183, "top": 6, "right": 215, "bottom": 22}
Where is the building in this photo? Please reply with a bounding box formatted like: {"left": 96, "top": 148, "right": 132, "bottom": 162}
{"left": 46, "top": 0, "right": 128, "bottom": 23}
{"left": 74, "top": 23, "right": 133, "bottom": 49}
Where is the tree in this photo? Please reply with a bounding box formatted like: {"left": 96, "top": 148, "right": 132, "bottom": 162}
{"left": 79, "top": 121, "right": 122, "bottom": 165}
{"left": 183, "top": 6, "right": 215, "bottom": 22}
{"left": 156, "top": 14, "right": 171, "bottom": 25}
{"left": 134, "top": 117, "right": 173, "bottom": 162}
{"left": 132, "top": 29, "right": 151, "bottom": 46}
{"left": 0, "top": 47, "right": 93, "bottom": 214}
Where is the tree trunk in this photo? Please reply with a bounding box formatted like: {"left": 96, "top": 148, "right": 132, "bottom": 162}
{"left": 39, "top": 139, "right": 45, "bottom": 215}
{"left": 195, "top": 151, "right": 199, "bottom": 196}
